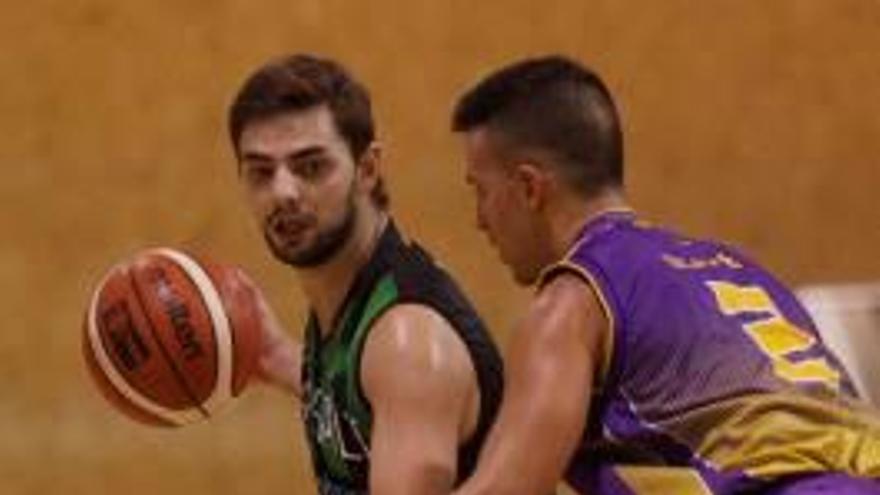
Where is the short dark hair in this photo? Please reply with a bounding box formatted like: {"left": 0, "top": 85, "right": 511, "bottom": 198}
{"left": 452, "top": 55, "right": 623, "bottom": 197}
{"left": 228, "top": 54, "right": 388, "bottom": 208}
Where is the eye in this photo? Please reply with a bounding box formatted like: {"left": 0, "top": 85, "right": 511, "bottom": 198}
{"left": 293, "top": 156, "right": 328, "bottom": 180}
{"left": 242, "top": 161, "right": 274, "bottom": 185}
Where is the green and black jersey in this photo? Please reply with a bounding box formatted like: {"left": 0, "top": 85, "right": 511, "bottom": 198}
{"left": 301, "top": 222, "right": 503, "bottom": 494}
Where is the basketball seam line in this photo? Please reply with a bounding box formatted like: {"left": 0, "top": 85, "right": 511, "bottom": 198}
{"left": 209, "top": 271, "right": 241, "bottom": 396}
{"left": 158, "top": 248, "right": 233, "bottom": 413}
{"left": 88, "top": 264, "right": 185, "bottom": 426}
{"left": 172, "top": 255, "right": 228, "bottom": 400}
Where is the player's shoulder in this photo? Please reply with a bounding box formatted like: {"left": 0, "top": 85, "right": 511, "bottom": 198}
{"left": 538, "top": 270, "right": 597, "bottom": 301}
{"left": 371, "top": 303, "right": 453, "bottom": 335}
{"left": 360, "top": 303, "right": 475, "bottom": 403}
{"left": 363, "top": 303, "right": 471, "bottom": 373}
{"left": 566, "top": 216, "right": 666, "bottom": 269}
{"left": 533, "top": 272, "right": 607, "bottom": 333}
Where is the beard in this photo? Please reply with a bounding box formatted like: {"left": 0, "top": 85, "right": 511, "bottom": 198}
{"left": 263, "top": 193, "right": 357, "bottom": 269}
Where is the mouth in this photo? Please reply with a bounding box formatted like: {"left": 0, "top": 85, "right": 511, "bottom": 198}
{"left": 267, "top": 211, "right": 313, "bottom": 243}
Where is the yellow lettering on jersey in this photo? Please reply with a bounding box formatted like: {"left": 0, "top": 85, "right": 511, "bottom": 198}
{"left": 706, "top": 281, "right": 839, "bottom": 389}
{"left": 774, "top": 357, "right": 841, "bottom": 384}
{"left": 708, "top": 281, "right": 773, "bottom": 314}
{"left": 744, "top": 317, "right": 814, "bottom": 355}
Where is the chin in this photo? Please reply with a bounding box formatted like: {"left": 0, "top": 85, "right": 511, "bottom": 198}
{"left": 509, "top": 265, "right": 540, "bottom": 287}
{"left": 497, "top": 252, "right": 533, "bottom": 287}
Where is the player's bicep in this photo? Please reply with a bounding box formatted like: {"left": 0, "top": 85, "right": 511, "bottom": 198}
{"left": 362, "top": 305, "right": 474, "bottom": 495}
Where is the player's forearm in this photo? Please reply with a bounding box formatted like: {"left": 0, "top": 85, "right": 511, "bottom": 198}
{"left": 458, "top": 347, "right": 592, "bottom": 493}
{"left": 256, "top": 337, "right": 303, "bottom": 399}
{"left": 464, "top": 378, "right": 590, "bottom": 494}
{"left": 371, "top": 458, "right": 454, "bottom": 495}
{"left": 454, "top": 470, "right": 520, "bottom": 495}
{"left": 241, "top": 273, "right": 303, "bottom": 398}
{"left": 455, "top": 437, "right": 560, "bottom": 495}
{"left": 461, "top": 276, "right": 597, "bottom": 495}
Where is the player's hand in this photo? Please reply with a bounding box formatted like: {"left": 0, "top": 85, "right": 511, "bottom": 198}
{"left": 233, "top": 268, "right": 304, "bottom": 398}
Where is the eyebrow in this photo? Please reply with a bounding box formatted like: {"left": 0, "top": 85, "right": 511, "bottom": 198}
{"left": 240, "top": 145, "right": 327, "bottom": 163}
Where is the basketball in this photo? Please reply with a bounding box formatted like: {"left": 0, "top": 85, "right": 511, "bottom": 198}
{"left": 83, "top": 248, "right": 263, "bottom": 427}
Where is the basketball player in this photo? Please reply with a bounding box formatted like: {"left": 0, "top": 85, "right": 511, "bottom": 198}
{"left": 449, "top": 55, "right": 880, "bottom": 494}
{"left": 226, "top": 54, "right": 503, "bottom": 494}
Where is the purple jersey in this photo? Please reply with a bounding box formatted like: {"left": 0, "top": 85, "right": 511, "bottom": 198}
{"left": 537, "top": 210, "right": 880, "bottom": 494}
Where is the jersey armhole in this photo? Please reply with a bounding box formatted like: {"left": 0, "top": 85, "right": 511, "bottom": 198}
{"left": 537, "top": 261, "right": 617, "bottom": 389}
{"left": 349, "top": 275, "right": 400, "bottom": 426}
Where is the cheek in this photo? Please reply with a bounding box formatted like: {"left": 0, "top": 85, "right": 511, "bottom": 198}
{"left": 486, "top": 196, "right": 517, "bottom": 244}
{"left": 316, "top": 172, "right": 355, "bottom": 216}
{"left": 478, "top": 195, "right": 500, "bottom": 230}
{"left": 326, "top": 160, "right": 356, "bottom": 193}
{"left": 241, "top": 186, "right": 270, "bottom": 218}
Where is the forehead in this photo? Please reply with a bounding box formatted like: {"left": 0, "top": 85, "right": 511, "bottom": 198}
{"left": 462, "top": 128, "right": 507, "bottom": 179}
{"left": 238, "top": 105, "right": 345, "bottom": 156}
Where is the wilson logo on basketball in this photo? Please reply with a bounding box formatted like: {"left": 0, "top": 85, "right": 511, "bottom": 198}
{"left": 150, "top": 266, "right": 205, "bottom": 361}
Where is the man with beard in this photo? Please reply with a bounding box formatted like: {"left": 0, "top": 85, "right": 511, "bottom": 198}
{"left": 227, "top": 54, "right": 502, "bottom": 495}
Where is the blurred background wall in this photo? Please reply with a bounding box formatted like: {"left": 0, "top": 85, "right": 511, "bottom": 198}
{"left": 1, "top": 0, "right": 878, "bottom": 493}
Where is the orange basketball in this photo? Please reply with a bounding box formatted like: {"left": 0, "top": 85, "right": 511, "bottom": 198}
{"left": 83, "top": 248, "right": 263, "bottom": 427}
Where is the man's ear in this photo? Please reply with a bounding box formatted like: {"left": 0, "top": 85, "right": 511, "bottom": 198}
{"left": 356, "top": 141, "right": 383, "bottom": 193}
{"left": 513, "top": 161, "right": 551, "bottom": 211}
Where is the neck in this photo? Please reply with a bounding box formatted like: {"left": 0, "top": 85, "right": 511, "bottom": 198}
{"left": 547, "top": 188, "right": 628, "bottom": 261}
{"left": 297, "top": 207, "right": 388, "bottom": 335}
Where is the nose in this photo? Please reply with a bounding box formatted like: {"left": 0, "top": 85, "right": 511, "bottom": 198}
{"left": 271, "top": 165, "right": 303, "bottom": 205}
